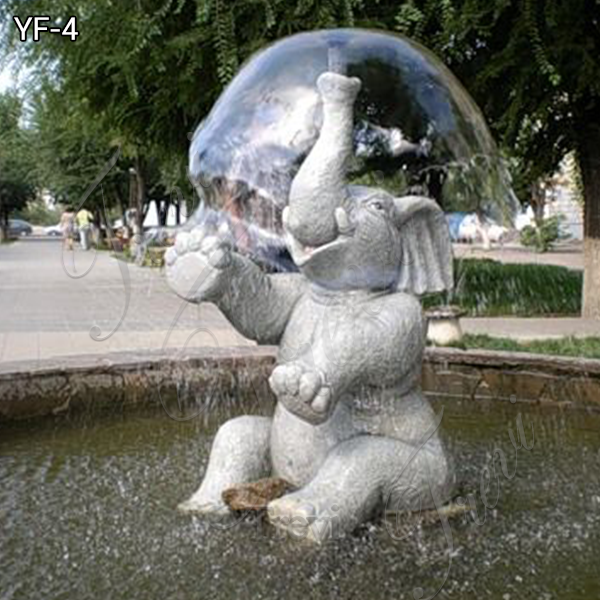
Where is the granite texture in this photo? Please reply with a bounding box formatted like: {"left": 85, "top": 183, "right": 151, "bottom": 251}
{"left": 2, "top": 347, "right": 599, "bottom": 422}
{"left": 165, "top": 72, "right": 455, "bottom": 542}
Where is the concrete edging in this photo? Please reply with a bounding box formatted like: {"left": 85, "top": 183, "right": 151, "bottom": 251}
{"left": 422, "top": 347, "right": 600, "bottom": 407}
{"left": 1, "top": 346, "right": 599, "bottom": 421}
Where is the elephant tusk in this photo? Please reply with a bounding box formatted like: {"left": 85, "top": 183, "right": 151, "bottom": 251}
{"left": 335, "top": 207, "right": 354, "bottom": 235}
{"left": 282, "top": 206, "right": 291, "bottom": 231}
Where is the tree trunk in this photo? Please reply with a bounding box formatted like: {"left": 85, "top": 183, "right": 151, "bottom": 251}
{"left": 530, "top": 180, "right": 546, "bottom": 227}
{"left": 126, "top": 168, "right": 136, "bottom": 237}
{"left": 134, "top": 156, "right": 145, "bottom": 234}
{"left": 159, "top": 198, "right": 169, "bottom": 226}
{"left": 579, "top": 127, "right": 600, "bottom": 319}
{"left": 0, "top": 209, "right": 8, "bottom": 242}
{"left": 142, "top": 197, "right": 151, "bottom": 222}
{"left": 99, "top": 205, "right": 111, "bottom": 242}
{"left": 113, "top": 180, "right": 127, "bottom": 235}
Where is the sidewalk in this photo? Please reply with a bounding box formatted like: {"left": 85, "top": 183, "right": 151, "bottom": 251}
{"left": 453, "top": 240, "right": 583, "bottom": 271}
{"left": 462, "top": 317, "right": 600, "bottom": 341}
{"left": 455, "top": 241, "right": 593, "bottom": 340}
{"left": 0, "top": 239, "right": 253, "bottom": 365}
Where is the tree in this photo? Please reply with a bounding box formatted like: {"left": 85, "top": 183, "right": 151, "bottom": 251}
{"left": 0, "top": 0, "right": 383, "bottom": 184}
{"left": 31, "top": 84, "right": 177, "bottom": 233}
{"left": 392, "top": 0, "right": 600, "bottom": 317}
{"left": 28, "top": 85, "right": 121, "bottom": 228}
{"left": 15, "top": 198, "right": 61, "bottom": 226}
{"left": 0, "top": 93, "right": 36, "bottom": 240}
{"left": 3, "top": 0, "right": 599, "bottom": 314}
{"left": 0, "top": 0, "right": 378, "bottom": 233}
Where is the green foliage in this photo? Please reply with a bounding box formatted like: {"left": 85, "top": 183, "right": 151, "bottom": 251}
{"left": 15, "top": 199, "right": 61, "bottom": 226}
{"left": 423, "top": 258, "right": 582, "bottom": 317}
{"left": 31, "top": 85, "right": 124, "bottom": 211}
{"left": 2, "top": 0, "right": 598, "bottom": 181}
{"left": 391, "top": 0, "right": 600, "bottom": 193}
{"left": 456, "top": 334, "right": 600, "bottom": 360}
{"left": 0, "top": 0, "right": 395, "bottom": 218}
{"left": 0, "top": 93, "right": 37, "bottom": 230}
{"left": 1, "top": 0, "right": 599, "bottom": 255}
{"left": 519, "top": 215, "right": 564, "bottom": 253}
{"left": 0, "top": 0, "right": 388, "bottom": 156}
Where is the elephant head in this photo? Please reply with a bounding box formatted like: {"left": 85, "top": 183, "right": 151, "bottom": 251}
{"left": 284, "top": 72, "right": 454, "bottom": 294}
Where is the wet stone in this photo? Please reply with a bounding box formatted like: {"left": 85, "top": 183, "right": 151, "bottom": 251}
{"left": 222, "top": 478, "right": 294, "bottom": 512}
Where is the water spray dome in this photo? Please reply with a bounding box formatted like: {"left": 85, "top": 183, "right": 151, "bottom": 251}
{"left": 189, "top": 29, "right": 518, "bottom": 270}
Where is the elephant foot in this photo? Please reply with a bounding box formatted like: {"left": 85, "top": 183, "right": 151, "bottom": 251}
{"left": 177, "top": 497, "right": 231, "bottom": 516}
{"left": 268, "top": 433, "right": 453, "bottom": 543}
{"left": 268, "top": 487, "right": 360, "bottom": 544}
{"left": 269, "top": 362, "right": 333, "bottom": 425}
{"left": 165, "top": 226, "right": 234, "bottom": 302}
{"left": 267, "top": 492, "right": 324, "bottom": 543}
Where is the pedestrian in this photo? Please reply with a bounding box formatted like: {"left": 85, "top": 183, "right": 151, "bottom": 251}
{"left": 76, "top": 207, "right": 94, "bottom": 251}
{"left": 60, "top": 207, "right": 75, "bottom": 251}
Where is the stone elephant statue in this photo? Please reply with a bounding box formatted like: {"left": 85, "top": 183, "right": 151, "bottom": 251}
{"left": 166, "top": 71, "right": 454, "bottom": 543}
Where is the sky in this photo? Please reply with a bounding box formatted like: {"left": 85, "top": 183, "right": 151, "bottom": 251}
{"left": 0, "top": 48, "right": 31, "bottom": 94}
{"left": 0, "top": 66, "right": 14, "bottom": 92}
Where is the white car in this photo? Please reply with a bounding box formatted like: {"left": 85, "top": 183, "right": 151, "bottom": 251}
{"left": 44, "top": 224, "right": 63, "bottom": 236}
{"left": 447, "top": 213, "right": 509, "bottom": 245}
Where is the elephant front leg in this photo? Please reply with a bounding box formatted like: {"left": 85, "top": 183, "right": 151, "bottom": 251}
{"left": 179, "top": 416, "right": 272, "bottom": 515}
{"left": 267, "top": 435, "right": 452, "bottom": 543}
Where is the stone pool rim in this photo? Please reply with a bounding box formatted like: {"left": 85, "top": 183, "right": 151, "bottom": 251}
{"left": 1, "top": 346, "right": 599, "bottom": 421}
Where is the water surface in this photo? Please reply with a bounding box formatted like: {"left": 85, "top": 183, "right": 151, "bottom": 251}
{"left": 1, "top": 398, "right": 599, "bottom": 599}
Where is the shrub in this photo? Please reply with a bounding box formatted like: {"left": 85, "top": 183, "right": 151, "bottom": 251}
{"left": 519, "top": 215, "right": 565, "bottom": 252}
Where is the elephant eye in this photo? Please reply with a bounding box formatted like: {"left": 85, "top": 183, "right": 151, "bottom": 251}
{"left": 369, "top": 201, "right": 385, "bottom": 212}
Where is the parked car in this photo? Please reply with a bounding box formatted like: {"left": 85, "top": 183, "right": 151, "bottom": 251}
{"left": 445, "top": 212, "right": 508, "bottom": 244}
{"left": 8, "top": 219, "right": 33, "bottom": 237}
{"left": 44, "top": 224, "right": 63, "bottom": 236}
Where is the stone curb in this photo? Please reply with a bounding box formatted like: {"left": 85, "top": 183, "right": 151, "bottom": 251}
{"left": 422, "top": 347, "right": 600, "bottom": 407}
{"left": 0, "top": 346, "right": 277, "bottom": 422}
{"left": 1, "top": 346, "right": 599, "bottom": 421}
{"left": 424, "top": 346, "right": 600, "bottom": 377}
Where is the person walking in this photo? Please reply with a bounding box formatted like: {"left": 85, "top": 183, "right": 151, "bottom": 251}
{"left": 60, "top": 207, "right": 75, "bottom": 251}
{"left": 76, "top": 207, "right": 94, "bottom": 250}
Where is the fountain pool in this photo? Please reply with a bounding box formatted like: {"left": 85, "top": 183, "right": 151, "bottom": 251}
{"left": 1, "top": 394, "right": 599, "bottom": 599}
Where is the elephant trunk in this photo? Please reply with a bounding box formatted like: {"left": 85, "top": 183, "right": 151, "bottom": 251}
{"left": 286, "top": 72, "right": 361, "bottom": 248}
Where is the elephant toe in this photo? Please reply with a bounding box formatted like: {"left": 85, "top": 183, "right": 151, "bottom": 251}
{"left": 177, "top": 497, "right": 230, "bottom": 517}
{"left": 310, "top": 387, "right": 331, "bottom": 413}
{"left": 268, "top": 494, "right": 317, "bottom": 537}
{"left": 298, "top": 371, "right": 321, "bottom": 403}
{"left": 269, "top": 364, "right": 303, "bottom": 397}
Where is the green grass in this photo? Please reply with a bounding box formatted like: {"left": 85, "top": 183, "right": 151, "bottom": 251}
{"left": 423, "top": 259, "right": 582, "bottom": 317}
{"left": 450, "top": 334, "right": 600, "bottom": 360}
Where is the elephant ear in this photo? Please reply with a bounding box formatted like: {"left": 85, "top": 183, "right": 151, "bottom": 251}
{"left": 392, "top": 195, "right": 453, "bottom": 295}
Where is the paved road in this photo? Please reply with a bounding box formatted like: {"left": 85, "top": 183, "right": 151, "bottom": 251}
{"left": 0, "top": 239, "right": 251, "bottom": 364}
